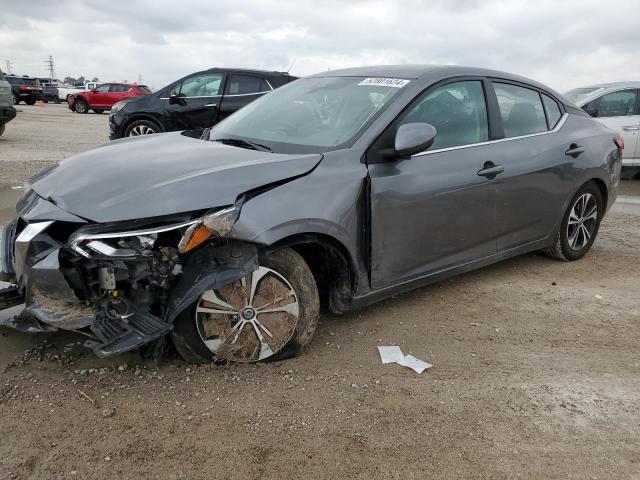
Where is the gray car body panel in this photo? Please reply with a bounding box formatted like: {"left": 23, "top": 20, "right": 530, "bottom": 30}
{"left": 5, "top": 65, "right": 621, "bottom": 340}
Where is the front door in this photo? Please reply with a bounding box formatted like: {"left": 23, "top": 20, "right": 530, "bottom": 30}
{"left": 583, "top": 89, "right": 640, "bottom": 166}
{"left": 368, "top": 79, "right": 498, "bottom": 288}
{"left": 166, "top": 72, "right": 224, "bottom": 130}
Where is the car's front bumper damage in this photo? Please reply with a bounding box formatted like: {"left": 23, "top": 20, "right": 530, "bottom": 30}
{"left": 0, "top": 191, "right": 259, "bottom": 357}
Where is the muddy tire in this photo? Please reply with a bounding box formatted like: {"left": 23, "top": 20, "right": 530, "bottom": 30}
{"left": 172, "top": 247, "right": 319, "bottom": 364}
{"left": 544, "top": 181, "right": 604, "bottom": 261}
{"left": 74, "top": 99, "right": 88, "bottom": 114}
{"left": 124, "top": 119, "right": 161, "bottom": 137}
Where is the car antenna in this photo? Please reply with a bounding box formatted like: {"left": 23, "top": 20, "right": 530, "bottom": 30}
{"left": 286, "top": 58, "right": 296, "bottom": 74}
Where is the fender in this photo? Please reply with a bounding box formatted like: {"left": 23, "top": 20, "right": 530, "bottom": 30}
{"left": 164, "top": 240, "right": 258, "bottom": 323}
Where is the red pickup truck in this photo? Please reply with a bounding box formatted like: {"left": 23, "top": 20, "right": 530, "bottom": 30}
{"left": 68, "top": 83, "right": 151, "bottom": 114}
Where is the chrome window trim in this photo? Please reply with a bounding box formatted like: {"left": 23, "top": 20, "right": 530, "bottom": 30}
{"left": 160, "top": 95, "right": 222, "bottom": 100}
{"left": 265, "top": 79, "right": 274, "bottom": 91}
{"left": 412, "top": 113, "right": 568, "bottom": 158}
{"left": 224, "top": 91, "right": 271, "bottom": 97}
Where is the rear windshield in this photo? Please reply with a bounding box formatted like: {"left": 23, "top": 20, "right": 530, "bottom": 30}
{"left": 138, "top": 85, "right": 152, "bottom": 93}
{"left": 7, "top": 77, "right": 39, "bottom": 86}
{"left": 564, "top": 87, "right": 605, "bottom": 105}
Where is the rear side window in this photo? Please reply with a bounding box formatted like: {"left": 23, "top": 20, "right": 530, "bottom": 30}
{"left": 582, "top": 90, "right": 638, "bottom": 118}
{"left": 542, "top": 94, "right": 562, "bottom": 128}
{"left": 109, "top": 85, "right": 129, "bottom": 93}
{"left": 226, "top": 75, "right": 271, "bottom": 95}
{"left": 494, "top": 83, "right": 547, "bottom": 138}
{"left": 399, "top": 80, "right": 489, "bottom": 150}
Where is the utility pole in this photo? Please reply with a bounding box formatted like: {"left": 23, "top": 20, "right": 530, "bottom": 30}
{"left": 45, "top": 54, "right": 56, "bottom": 81}
{"left": 4, "top": 60, "right": 13, "bottom": 75}
{"left": 138, "top": 73, "right": 142, "bottom": 84}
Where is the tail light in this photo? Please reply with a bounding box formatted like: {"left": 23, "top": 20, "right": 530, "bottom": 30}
{"left": 614, "top": 136, "right": 624, "bottom": 150}
{"left": 19, "top": 85, "right": 29, "bottom": 91}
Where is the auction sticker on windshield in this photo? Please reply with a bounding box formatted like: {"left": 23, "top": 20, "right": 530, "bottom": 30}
{"left": 358, "top": 78, "right": 410, "bottom": 88}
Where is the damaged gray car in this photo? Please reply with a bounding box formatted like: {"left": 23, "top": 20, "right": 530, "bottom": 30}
{"left": 0, "top": 65, "right": 622, "bottom": 363}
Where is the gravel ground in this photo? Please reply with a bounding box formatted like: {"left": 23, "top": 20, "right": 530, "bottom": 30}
{"left": 0, "top": 103, "right": 639, "bottom": 480}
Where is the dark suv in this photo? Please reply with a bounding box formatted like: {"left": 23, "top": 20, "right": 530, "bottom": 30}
{"left": 6, "top": 75, "right": 44, "bottom": 105}
{"left": 109, "top": 68, "right": 296, "bottom": 139}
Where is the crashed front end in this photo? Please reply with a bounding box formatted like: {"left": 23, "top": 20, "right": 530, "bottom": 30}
{"left": 0, "top": 189, "right": 256, "bottom": 357}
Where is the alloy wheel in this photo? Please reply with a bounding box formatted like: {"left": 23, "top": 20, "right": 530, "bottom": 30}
{"left": 129, "top": 124, "right": 156, "bottom": 136}
{"left": 566, "top": 193, "right": 598, "bottom": 251}
{"left": 194, "top": 266, "right": 300, "bottom": 362}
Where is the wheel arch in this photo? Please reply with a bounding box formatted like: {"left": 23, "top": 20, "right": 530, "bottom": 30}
{"left": 122, "top": 114, "right": 164, "bottom": 136}
{"left": 266, "top": 232, "right": 357, "bottom": 314}
{"left": 589, "top": 177, "right": 608, "bottom": 211}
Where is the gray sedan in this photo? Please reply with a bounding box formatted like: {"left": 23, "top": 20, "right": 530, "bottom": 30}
{"left": 0, "top": 65, "right": 622, "bottom": 363}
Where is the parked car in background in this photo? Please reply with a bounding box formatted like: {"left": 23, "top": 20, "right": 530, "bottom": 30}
{"left": 5, "top": 75, "right": 43, "bottom": 105}
{"left": 42, "top": 83, "right": 60, "bottom": 103}
{"left": 0, "top": 66, "right": 621, "bottom": 364}
{"left": 57, "top": 84, "right": 85, "bottom": 102}
{"left": 565, "top": 82, "right": 640, "bottom": 168}
{"left": 109, "top": 68, "right": 296, "bottom": 139}
{"left": 68, "top": 83, "right": 151, "bottom": 114}
{"left": 0, "top": 69, "right": 17, "bottom": 136}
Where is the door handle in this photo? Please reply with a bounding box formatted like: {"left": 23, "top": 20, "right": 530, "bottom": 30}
{"left": 565, "top": 144, "right": 585, "bottom": 157}
{"left": 622, "top": 126, "right": 640, "bottom": 131}
{"left": 204, "top": 103, "right": 217, "bottom": 107}
{"left": 477, "top": 162, "right": 504, "bottom": 178}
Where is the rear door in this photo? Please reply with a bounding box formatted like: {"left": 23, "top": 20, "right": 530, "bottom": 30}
{"left": 107, "top": 84, "right": 130, "bottom": 105}
{"left": 218, "top": 74, "right": 273, "bottom": 120}
{"left": 489, "top": 81, "right": 578, "bottom": 251}
{"left": 582, "top": 89, "right": 640, "bottom": 166}
{"left": 165, "top": 72, "right": 224, "bottom": 130}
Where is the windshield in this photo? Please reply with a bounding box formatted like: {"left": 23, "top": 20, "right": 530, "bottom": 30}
{"left": 209, "top": 76, "right": 409, "bottom": 153}
{"left": 564, "top": 87, "right": 605, "bottom": 105}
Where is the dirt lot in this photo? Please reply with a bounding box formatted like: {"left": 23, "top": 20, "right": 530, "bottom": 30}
{"left": 1, "top": 104, "right": 640, "bottom": 479}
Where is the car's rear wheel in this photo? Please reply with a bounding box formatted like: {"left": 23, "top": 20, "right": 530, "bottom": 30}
{"left": 124, "top": 119, "right": 161, "bottom": 137}
{"left": 25, "top": 99, "right": 36, "bottom": 106}
{"left": 93, "top": 109, "right": 104, "bottom": 114}
{"left": 12, "top": 93, "right": 18, "bottom": 105}
{"left": 172, "top": 248, "right": 320, "bottom": 364}
{"left": 544, "top": 181, "right": 604, "bottom": 261}
{"left": 74, "top": 99, "right": 88, "bottom": 113}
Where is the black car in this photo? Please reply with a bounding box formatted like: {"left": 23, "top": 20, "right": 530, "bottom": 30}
{"left": 109, "top": 68, "right": 297, "bottom": 139}
{"left": 6, "top": 75, "right": 44, "bottom": 105}
{"left": 42, "top": 84, "right": 60, "bottom": 103}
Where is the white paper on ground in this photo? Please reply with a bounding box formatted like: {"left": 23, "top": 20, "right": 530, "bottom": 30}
{"left": 377, "top": 345, "right": 405, "bottom": 364}
{"left": 377, "top": 346, "right": 432, "bottom": 374}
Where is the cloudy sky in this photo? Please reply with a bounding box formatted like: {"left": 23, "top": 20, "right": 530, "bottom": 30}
{"left": 1, "top": 0, "right": 638, "bottom": 92}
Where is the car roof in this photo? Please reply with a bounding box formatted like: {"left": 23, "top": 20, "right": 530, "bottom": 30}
{"left": 201, "top": 68, "right": 292, "bottom": 77}
{"left": 569, "top": 81, "right": 640, "bottom": 90}
{"left": 307, "top": 64, "right": 568, "bottom": 103}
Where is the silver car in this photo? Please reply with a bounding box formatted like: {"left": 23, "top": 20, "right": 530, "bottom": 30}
{"left": 0, "top": 66, "right": 624, "bottom": 364}
{"left": 565, "top": 82, "right": 640, "bottom": 168}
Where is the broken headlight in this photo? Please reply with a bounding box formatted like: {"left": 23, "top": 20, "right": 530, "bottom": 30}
{"left": 178, "top": 203, "right": 242, "bottom": 253}
{"left": 69, "top": 220, "right": 198, "bottom": 258}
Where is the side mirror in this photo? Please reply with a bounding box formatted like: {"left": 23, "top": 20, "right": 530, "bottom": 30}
{"left": 584, "top": 107, "right": 598, "bottom": 118}
{"left": 395, "top": 123, "right": 438, "bottom": 156}
{"left": 169, "top": 93, "right": 186, "bottom": 105}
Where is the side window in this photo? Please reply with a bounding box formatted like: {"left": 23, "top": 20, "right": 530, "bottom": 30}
{"left": 398, "top": 80, "right": 488, "bottom": 150}
{"left": 494, "top": 83, "right": 547, "bottom": 138}
{"left": 582, "top": 90, "right": 638, "bottom": 118}
{"left": 542, "top": 94, "right": 562, "bottom": 129}
{"left": 226, "top": 75, "right": 269, "bottom": 95}
{"left": 94, "top": 84, "right": 110, "bottom": 93}
{"left": 108, "top": 85, "right": 126, "bottom": 93}
{"left": 174, "top": 74, "right": 223, "bottom": 97}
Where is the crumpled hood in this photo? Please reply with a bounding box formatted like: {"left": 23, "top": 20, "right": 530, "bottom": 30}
{"left": 30, "top": 132, "right": 322, "bottom": 222}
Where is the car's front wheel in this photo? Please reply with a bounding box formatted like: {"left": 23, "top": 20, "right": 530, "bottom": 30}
{"left": 12, "top": 93, "right": 18, "bottom": 105}
{"left": 544, "top": 181, "right": 604, "bottom": 261}
{"left": 74, "top": 99, "right": 88, "bottom": 113}
{"left": 172, "top": 248, "right": 320, "bottom": 364}
{"left": 93, "top": 109, "right": 104, "bottom": 114}
{"left": 124, "top": 120, "right": 161, "bottom": 137}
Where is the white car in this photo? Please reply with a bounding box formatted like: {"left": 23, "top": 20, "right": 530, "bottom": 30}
{"left": 565, "top": 82, "right": 640, "bottom": 168}
{"left": 57, "top": 82, "right": 101, "bottom": 102}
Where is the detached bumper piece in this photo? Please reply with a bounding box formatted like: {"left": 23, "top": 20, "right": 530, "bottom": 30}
{"left": 0, "top": 285, "right": 24, "bottom": 311}
{"left": 86, "top": 308, "right": 172, "bottom": 358}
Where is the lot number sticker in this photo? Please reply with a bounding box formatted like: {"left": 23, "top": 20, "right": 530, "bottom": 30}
{"left": 358, "top": 78, "right": 411, "bottom": 88}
